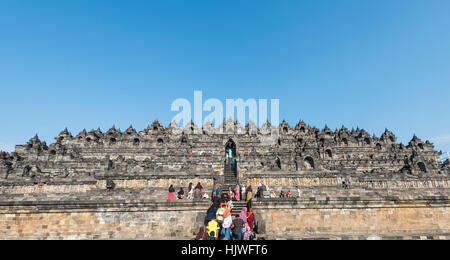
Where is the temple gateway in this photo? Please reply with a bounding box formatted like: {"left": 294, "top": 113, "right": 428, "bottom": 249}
{"left": 0, "top": 119, "right": 449, "bottom": 239}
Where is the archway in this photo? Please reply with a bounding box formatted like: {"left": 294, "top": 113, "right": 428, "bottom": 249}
{"left": 225, "top": 138, "right": 237, "bottom": 158}
{"left": 275, "top": 157, "right": 281, "bottom": 169}
{"left": 224, "top": 139, "right": 238, "bottom": 180}
{"left": 417, "top": 162, "right": 427, "bottom": 173}
{"left": 376, "top": 143, "right": 382, "bottom": 151}
{"left": 325, "top": 149, "right": 332, "bottom": 158}
{"left": 304, "top": 157, "right": 315, "bottom": 170}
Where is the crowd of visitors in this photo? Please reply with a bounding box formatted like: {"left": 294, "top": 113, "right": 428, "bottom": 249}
{"left": 168, "top": 181, "right": 303, "bottom": 240}
{"left": 199, "top": 194, "right": 256, "bottom": 240}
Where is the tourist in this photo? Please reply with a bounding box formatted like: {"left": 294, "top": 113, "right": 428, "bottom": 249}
{"left": 212, "top": 196, "right": 221, "bottom": 208}
{"left": 239, "top": 207, "right": 248, "bottom": 223}
{"left": 216, "top": 204, "right": 226, "bottom": 224}
{"left": 296, "top": 185, "right": 301, "bottom": 198}
{"left": 223, "top": 203, "right": 232, "bottom": 218}
{"left": 243, "top": 223, "right": 254, "bottom": 240}
{"left": 168, "top": 185, "right": 175, "bottom": 200}
{"left": 208, "top": 231, "right": 217, "bottom": 240}
{"left": 195, "top": 226, "right": 208, "bottom": 240}
{"left": 231, "top": 215, "right": 245, "bottom": 240}
{"left": 219, "top": 198, "right": 227, "bottom": 208}
{"left": 256, "top": 183, "right": 262, "bottom": 198}
{"left": 187, "top": 188, "right": 194, "bottom": 199}
{"left": 234, "top": 183, "right": 240, "bottom": 201}
{"left": 280, "top": 190, "right": 285, "bottom": 198}
{"left": 215, "top": 185, "right": 220, "bottom": 197}
{"left": 241, "top": 222, "right": 247, "bottom": 238}
{"left": 195, "top": 182, "right": 203, "bottom": 191}
{"left": 246, "top": 208, "right": 255, "bottom": 232}
{"left": 246, "top": 185, "right": 252, "bottom": 202}
{"left": 270, "top": 190, "right": 277, "bottom": 198}
{"left": 221, "top": 205, "right": 233, "bottom": 240}
{"left": 287, "top": 190, "right": 292, "bottom": 198}
{"left": 206, "top": 218, "right": 220, "bottom": 240}
{"left": 188, "top": 182, "right": 193, "bottom": 193}
{"left": 227, "top": 198, "right": 233, "bottom": 208}
{"left": 227, "top": 186, "right": 233, "bottom": 200}
{"left": 205, "top": 204, "right": 217, "bottom": 225}
{"left": 177, "top": 187, "right": 185, "bottom": 199}
{"left": 220, "top": 224, "right": 232, "bottom": 240}
{"left": 241, "top": 185, "right": 246, "bottom": 201}
{"left": 246, "top": 199, "right": 252, "bottom": 211}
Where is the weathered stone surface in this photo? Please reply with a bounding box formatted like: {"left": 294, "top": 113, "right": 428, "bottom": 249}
{"left": 0, "top": 201, "right": 209, "bottom": 240}
{"left": 257, "top": 206, "right": 450, "bottom": 239}
{"left": 1, "top": 120, "right": 447, "bottom": 183}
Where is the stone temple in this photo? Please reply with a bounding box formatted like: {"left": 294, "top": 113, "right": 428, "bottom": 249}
{"left": 0, "top": 119, "right": 449, "bottom": 240}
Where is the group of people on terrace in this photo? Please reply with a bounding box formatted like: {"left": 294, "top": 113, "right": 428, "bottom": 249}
{"left": 168, "top": 182, "right": 302, "bottom": 201}
{"left": 223, "top": 183, "right": 252, "bottom": 204}
{"left": 168, "top": 182, "right": 209, "bottom": 200}
{"left": 258, "top": 185, "right": 300, "bottom": 199}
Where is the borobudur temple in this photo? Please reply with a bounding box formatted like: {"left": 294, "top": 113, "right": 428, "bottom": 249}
{"left": 0, "top": 119, "right": 449, "bottom": 239}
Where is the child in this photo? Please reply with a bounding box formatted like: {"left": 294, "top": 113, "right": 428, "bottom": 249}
{"left": 208, "top": 231, "right": 217, "bottom": 240}
{"left": 243, "top": 223, "right": 254, "bottom": 240}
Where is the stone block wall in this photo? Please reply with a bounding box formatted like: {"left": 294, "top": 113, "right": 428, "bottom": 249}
{"left": 0, "top": 177, "right": 213, "bottom": 195}
{"left": 246, "top": 175, "right": 450, "bottom": 190}
{"left": 0, "top": 201, "right": 209, "bottom": 240}
{"left": 253, "top": 199, "right": 450, "bottom": 239}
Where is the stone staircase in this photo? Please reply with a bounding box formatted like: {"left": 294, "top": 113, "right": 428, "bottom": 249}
{"left": 223, "top": 160, "right": 237, "bottom": 188}
{"left": 221, "top": 159, "right": 248, "bottom": 214}
{"left": 230, "top": 200, "right": 247, "bottom": 215}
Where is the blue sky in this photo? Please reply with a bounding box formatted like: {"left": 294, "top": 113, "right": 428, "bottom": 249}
{"left": 0, "top": 0, "right": 449, "bottom": 155}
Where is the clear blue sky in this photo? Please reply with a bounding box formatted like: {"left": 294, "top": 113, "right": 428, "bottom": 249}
{"left": 0, "top": 0, "right": 449, "bottom": 155}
